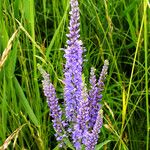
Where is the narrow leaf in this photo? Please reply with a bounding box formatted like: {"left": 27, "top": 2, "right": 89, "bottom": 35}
{"left": 95, "top": 140, "right": 111, "bottom": 150}
{"left": 13, "top": 77, "right": 39, "bottom": 126}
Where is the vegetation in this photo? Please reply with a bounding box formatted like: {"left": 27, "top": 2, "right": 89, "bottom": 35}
{"left": 0, "top": 0, "right": 149, "bottom": 149}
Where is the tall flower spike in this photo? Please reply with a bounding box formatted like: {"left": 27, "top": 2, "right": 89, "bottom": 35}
{"left": 38, "top": 66, "right": 65, "bottom": 145}
{"left": 64, "top": 0, "right": 83, "bottom": 122}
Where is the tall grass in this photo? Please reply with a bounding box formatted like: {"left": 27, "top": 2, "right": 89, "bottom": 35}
{"left": 0, "top": 0, "right": 149, "bottom": 149}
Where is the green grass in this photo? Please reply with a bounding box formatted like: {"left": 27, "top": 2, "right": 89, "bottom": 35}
{"left": 0, "top": 0, "right": 149, "bottom": 149}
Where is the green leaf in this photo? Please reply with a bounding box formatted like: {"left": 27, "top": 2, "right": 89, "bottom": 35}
{"left": 13, "top": 77, "right": 39, "bottom": 126}
{"left": 53, "top": 144, "right": 60, "bottom": 150}
{"left": 95, "top": 140, "right": 111, "bottom": 150}
{"left": 63, "top": 138, "right": 75, "bottom": 150}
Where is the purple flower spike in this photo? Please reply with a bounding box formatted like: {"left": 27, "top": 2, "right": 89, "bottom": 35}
{"left": 85, "top": 110, "right": 103, "bottom": 150}
{"left": 97, "top": 60, "right": 109, "bottom": 92}
{"left": 88, "top": 67, "right": 100, "bottom": 129}
{"left": 88, "top": 60, "right": 109, "bottom": 129}
{"left": 73, "top": 81, "right": 90, "bottom": 149}
{"left": 39, "top": 67, "right": 65, "bottom": 144}
{"left": 64, "top": 0, "right": 83, "bottom": 122}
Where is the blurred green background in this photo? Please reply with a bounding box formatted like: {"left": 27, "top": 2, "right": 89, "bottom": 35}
{"left": 0, "top": 0, "right": 149, "bottom": 149}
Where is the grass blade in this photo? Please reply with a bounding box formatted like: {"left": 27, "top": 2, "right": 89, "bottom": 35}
{"left": 13, "top": 77, "right": 39, "bottom": 126}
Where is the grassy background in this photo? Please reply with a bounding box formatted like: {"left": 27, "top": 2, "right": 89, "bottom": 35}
{"left": 0, "top": 0, "right": 149, "bottom": 149}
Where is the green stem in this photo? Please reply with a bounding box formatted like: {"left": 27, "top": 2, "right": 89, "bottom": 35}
{"left": 144, "top": 1, "right": 149, "bottom": 150}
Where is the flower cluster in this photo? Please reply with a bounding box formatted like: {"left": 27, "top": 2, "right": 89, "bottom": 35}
{"left": 64, "top": 0, "right": 83, "bottom": 123}
{"left": 38, "top": 66, "right": 66, "bottom": 145}
{"left": 84, "top": 110, "right": 103, "bottom": 150}
{"left": 39, "top": 0, "right": 109, "bottom": 149}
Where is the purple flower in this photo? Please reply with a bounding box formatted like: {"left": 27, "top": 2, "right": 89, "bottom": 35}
{"left": 72, "top": 81, "right": 90, "bottom": 149}
{"left": 97, "top": 60, "right": 109, "bottom": 92}
{"left": 64, "top": 0, "right": 83, "bottom": 122}
{"left": 84, "top": 110, "right": 103, "bottom": 150}
{"left": 88, "top": 67, "right": 100, "bottom": 129}
{"left": 63, "top": 0, "right": 108, "bottom": 148}
{"left": 39, "top": 0, "right": 109, "bottom": 149}
{"left": 38, "top": 66, "right": 65, "bottom": 145}
{"left": 88, "top": 60, "right": 109, "bottom": 129}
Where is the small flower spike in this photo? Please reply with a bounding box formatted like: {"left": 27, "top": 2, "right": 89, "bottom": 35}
{"left": 72, "top": 77, "right": 90, "bottom": 149}
{"left": 84, "top": 110, "right": 103, "bottom": 150}
{"left": 38, "top": 66, "right": 65, "bottom": 145}
{"left": 88, "top": 60, "right": 109, "bottom": 129}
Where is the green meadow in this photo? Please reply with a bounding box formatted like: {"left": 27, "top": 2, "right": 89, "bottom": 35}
{"left": 0, "top": 0, "right": 149, "bottom": 149}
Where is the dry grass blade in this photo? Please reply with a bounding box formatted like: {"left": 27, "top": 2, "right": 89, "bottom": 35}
{"left": 104, "top": 101, "right": 115, "bottom": 120}
{"left": 0, "top": 124, "right": 26, "bottom": 150}
{"left": 0, "top": 29, "right": 19, "bottom": 70}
